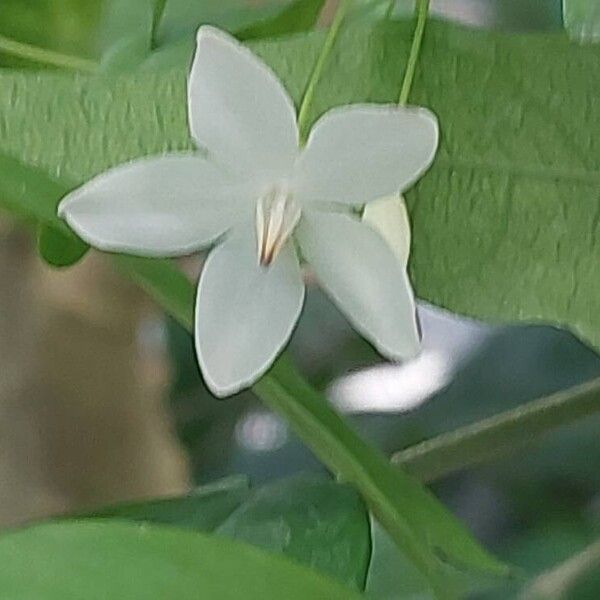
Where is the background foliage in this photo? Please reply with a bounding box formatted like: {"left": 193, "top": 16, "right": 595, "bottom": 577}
{"left": 0, "top": 1, "right": 598, "bottom": 598}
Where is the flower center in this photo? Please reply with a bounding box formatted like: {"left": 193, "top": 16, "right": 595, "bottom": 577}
{"left": 255, "top": 184, "right": 300, "bottom": 267}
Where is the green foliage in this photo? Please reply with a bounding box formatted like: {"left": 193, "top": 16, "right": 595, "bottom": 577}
{"left": 90, "top": 475, "right": 251, "bottom": 531}
{"left": 0, "top": 520, "right": 360, "bottom": 599}
{"left": 0, "top": 142, "right": 514, "bottom": 591}
{"left": 79, "top": 475, "right": 507, "bottom": 596}
{"left": 1, "top": 19, "right": 598, "bottom": 349}
{"left": 90, "top": 476, "right": 371, "bottom": 589}
{"left": 117, "top": 249, "right": 511, "bottom": 594}
{"left": 365, "top": 518, "right": 513, "bottom": 600}
{"left": 0, "top": 5, "right": 598, "bottom": 598}
{"left": 214, "top": 478, "right": 371, "bottom": 589}
{"left": 406, "top": 21, "right": 600, "bottom": 351}
{"left": 0, "top": 0, "right": 99, "bottom": 67}
{"left": 156, "top": 0, "right": 309, "bottom": 46}
{"left": 563, "top": 0, "right": 600, "bottom": 42}
{"left": 0, "top": 154, "right": 89, "bottom": 266}
{"left": 255, "top": 357, "right": 509, "bottom": 595}
{"left": 392, "top": 377, "right": 600, "bottom": 482}
{"left": 98, "top": 0, "right": 156, "bottom": 72}
{"left": 236, "top": 0, "right": 325, "bottom": 41}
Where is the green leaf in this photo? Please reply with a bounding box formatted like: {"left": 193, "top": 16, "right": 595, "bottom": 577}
{"left": 0, "top": 21, "right": 520, "bottom": 592}
{"left": 0, "top": 154, "right": 89, "bottom": 266}
{"left": 84, "top": 476, "right": 370, "bottom": 589}
{"left": 111, "top": 254, "right": 511, "bottom": 595}
{"left": 156, "top": 0, "right": 308, "bottom": 46}
{"left": 405, "top": 21, "right": 600, "bottom": 350}
{"left": 89, "top": 475, "right": 251, "bottom": 531}
{"left": 365, "top": 517, "right": 511, "bottom": 600}
{"left": 98, "top": 0, "right": 155, "bottom": 65}
{"left": 0, "top": 152, "right": 509, "bottom": 594}
{"left": 1, "top": 20, "right": 598, "bottom": 349}
{"left": 563, "top": 0, "right": 600, "bottom": 42}
{"left": 0, "top": 154, "right": 71, "bottom": 224}
{"left": 0, "top": 520, "right": 360, "bottom": 599}
{"left": 141, "top": 0, "right": 325, "bottom": 72}
{"left": 367, "top": 517, "right": 435, "bottom": 600}
{"left": 255, "top": 357, "right": 510, "bottom": 595}
{"left": 106, "top": 245, "right": 510, "bottom": 595}
{"left": 392, "top": 377, "right": 600, "bottom": 482}
{"left": 236, "top": 0, "right": 325, "bottom": 41}
{"left": 215, "top": 477, "right": 370, "bottom": 589}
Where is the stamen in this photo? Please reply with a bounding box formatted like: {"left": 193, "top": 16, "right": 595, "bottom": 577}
{"left": 255, "top": 185, "right": 300, "bottom": 267}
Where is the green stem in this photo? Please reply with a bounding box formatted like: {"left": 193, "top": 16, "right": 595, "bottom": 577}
{"left": 0, "top": 34, "right": 97, "bottom": 73}
{"left": 115, "top": 256, "right": 508, "bottom": 598}
{"left": 398, "top": 0, "right": 430, "bottom": 105}
{"left": 253, "top": 358, "right": 443, "bottom": 591}
{"left": 392, "top": 378, "right": 600, "bottom": 482}
{"left": 296, "top": 0, "right": 352, "bottom": 143}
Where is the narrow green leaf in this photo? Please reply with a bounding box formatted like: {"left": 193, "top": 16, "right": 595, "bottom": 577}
{"left": 392, "top": 378, "right": 600, "bottom": 482}
{"left": 0, "top": 33, "right": 97, "bottom": 72}
{"left": 0, "top": 521, "right": 360, "bottom": 599}
{"left": 0, "top": 1, "right": 99, "bottom": 71}
{"left": 366, "top": 517, "right": 433, "bottom": 600}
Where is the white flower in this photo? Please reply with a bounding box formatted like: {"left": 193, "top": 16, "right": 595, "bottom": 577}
{"left": 58, "top": 26, "right": 438, "bottom": 397}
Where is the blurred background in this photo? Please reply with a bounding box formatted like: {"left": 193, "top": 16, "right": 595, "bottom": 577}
{"left": 0, "top": 0, "right": 598, "bottom": 597}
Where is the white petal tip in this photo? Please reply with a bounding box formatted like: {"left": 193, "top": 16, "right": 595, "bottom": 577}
{"left": 56, "top": 197, "right": 71, "bottom": 219}
{"left": 198, "top": 358, "right": 264, "bottom": 399}
{"left": 196, "top": 25, "right": 230, "bottom": 45}
{"left": 205, "top": 380, "right": 244, "bottom": 398}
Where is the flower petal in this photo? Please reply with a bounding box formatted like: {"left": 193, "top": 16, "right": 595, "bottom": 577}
{"left": 294, "top": 105, "right": 438, "bottom": 206}
{"left": 189, "top": 26, "right": 299, "bottom": 182}
{"left": 195, "top": 223, "right": 305, "bottom": 396}
{"left": 58, "top": 155, "right": 251, "bottom": 257}
{"left": 362, "top": 194, "right": 411, "bottom": 267}
{"left": 296, "top": 210, "right": 420, "bottom": 360}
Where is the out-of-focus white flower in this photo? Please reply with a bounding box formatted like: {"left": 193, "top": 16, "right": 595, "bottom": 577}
{"left": 59, "top": 26, "right": 438, "bottom": 397}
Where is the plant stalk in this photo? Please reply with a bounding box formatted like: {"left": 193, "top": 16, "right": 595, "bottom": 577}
{"left": 0, "top": 34, "right": 97, "bottom": 72}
